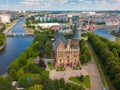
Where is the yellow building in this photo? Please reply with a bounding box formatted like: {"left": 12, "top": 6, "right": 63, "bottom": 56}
{"left": 52, "top": 28, "right": 80, "bottom": 68}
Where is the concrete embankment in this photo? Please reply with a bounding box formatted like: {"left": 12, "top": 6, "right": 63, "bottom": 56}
{"left": 3, "top": 19, "right": 19, "bottom": 33}
{"left": 23, "top": 24, "right": 34, "bottom": 33}
{"left": 95, "top": 25, "right": 117, "bottom": 30}
{"left": 1, "top": 20, "right": 19, "bottom": 51}
{"left": 0, "top": 38, "right": 6, "bottom": 51}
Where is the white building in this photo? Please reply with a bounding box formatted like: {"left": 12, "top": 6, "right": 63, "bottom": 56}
{"left": 34, "top": 15, "right": 68, "bottom": 23}
{"left": 0, "top": 14, "right": 11, "bottom": 24}
{"left": 38, "top": 23, "right": 60, "bottom": 28}
{"left": 106, "top": 19, "right": 119, "bottom": 26}
{"left": 82, "top": 12, "right": 96, "bottom": 15}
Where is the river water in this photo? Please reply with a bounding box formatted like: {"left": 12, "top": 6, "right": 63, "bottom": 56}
{"left": 94, "top": 28, "right": 116, "bottom": 41}
{"left": 0, "top": 18, "right": 33, "bottom": 75}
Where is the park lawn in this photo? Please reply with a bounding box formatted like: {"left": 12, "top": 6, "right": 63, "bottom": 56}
{"left": 69, "top": 75, "right": 91, "bottom": 89}
{"left": 56, "top": 67, "right": 66, "bottom": 71}
{"left": 47, "top": 62, "right": 53, "bottom": 70}
{"left": 5, "top": 23, "right": 12, "bottom": 27}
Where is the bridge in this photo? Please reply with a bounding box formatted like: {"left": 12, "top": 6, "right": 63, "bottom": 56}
{"left": 5, "top": 33, "right": 34, "bottom": 37}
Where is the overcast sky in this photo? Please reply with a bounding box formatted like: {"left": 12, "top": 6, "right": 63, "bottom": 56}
{"left": 0, "top": 0, "right": 120, "bottom": 11}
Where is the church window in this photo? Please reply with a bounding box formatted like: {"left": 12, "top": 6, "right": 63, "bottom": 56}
{"left": 74, "top": 55, "right": 77, "bottom": 57}
{"left": 75, "top": 59, "right": 76, "bottom": 62}
{"left": 67, "top": 60, "right": 69, "bottom": 62}
{"left": 60, "top": 60, "right": 62, "bottom": 62}
{"left": 67, "top": 56, "right": 69, "bottom": 58}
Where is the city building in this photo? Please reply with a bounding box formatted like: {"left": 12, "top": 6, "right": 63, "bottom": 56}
{"left": 50, "top": 25, "right": 60, "bottom": 31}
{"left": 88, "top": 21, "right": 95, "bottom": 31}
{"left": 34, "top": 14, "right": 69, "bottom": 23}
{"left": 79, "top": 23, "right": 88, "bottom": 31}
{"left": 106, "top": 19, "right": 119, "bottom": 26}
{"left": 52, "top": 27, "right": 80, "bottom": 68}
{"left": 37, "top": 23, "right": 60, "bottom": 29}
{"left": 81, "top": 12, "right": 96, "bottom": 15}
{"left": 0, "top": 14, "right": 10, "bottom": 24}
{"left": 78, "top": 21, "right": 95, "bottom": 32}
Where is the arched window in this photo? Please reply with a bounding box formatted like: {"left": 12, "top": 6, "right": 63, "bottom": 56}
{"left": 75, "top": 59, "right": 76, "bottom": 62}
{"left": 60, "top": 59, "right": 62, "bottom": 62}
{"left": 67, "top": 59, "right": 69, "bottom": 62}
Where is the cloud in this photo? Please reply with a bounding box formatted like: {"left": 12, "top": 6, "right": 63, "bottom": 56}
{"left": 19, "top": 0, "right": 120, "bottom": 6}
{"left": 20, "top": 0, "right": 39, "bottom": 5}
{"left": 0, "top": 0, "right": 120, "bottom": 10}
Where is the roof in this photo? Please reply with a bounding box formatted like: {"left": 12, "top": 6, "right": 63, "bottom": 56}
{"left": 38, "top": 23, "right": 60, "bottom": 27}
{"left": 71, "top": 28, "right": 80, "bottom": 40}
{"left": 55, "top": 30, "right": 62, "bottom": 39}
{"left": 53, "top": 31, "right": 67, "bottom": 52}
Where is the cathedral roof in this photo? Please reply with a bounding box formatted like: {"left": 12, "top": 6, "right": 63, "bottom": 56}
{"left": 118, "top": 22, "right": 120, "bottom": 33}
{"left": 55, "top": 30, "right": 62, "bottom": 39}
{"left": 53, "top": 30, "right": 67, "bottom": 52}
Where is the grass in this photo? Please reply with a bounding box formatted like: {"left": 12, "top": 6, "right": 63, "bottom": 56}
{"left": 73, "top": 66, "right": 81, "bottom": 70}
{"left": 56, "top": 67, "right": 66, "bottom": 71}
{"left": 69, "top": 75, "right": 91, "bottom": 88}
{"left": 47, "top": 62, "right": 66, "bottom": 71}
{"left": 116, "top": 38, "right": 120, "bottom": 43}
{"left": 47, "top": 62, "right": 53, "bottom": 70}
{"left": 5, "top": 23, "right": 12, "bottom": 27}
{"left": 87, "top": 42, "right": 116, "bottom": 90}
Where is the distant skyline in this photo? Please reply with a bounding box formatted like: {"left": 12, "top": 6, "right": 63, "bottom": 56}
{"left": 0, "top": 0, "right": 120, "bottom": 11}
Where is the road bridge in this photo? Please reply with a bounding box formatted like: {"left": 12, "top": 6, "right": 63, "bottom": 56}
{"left": 5, "top": 33, "right": 34, "bottom": 37}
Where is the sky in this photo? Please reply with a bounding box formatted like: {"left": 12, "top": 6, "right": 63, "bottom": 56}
{"left": 0, "top": 0, "right": 120, "bottom": 11}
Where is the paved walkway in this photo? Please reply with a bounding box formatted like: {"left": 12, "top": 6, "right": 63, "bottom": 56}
{"left": 85, "top": 58, "right": 104, "bottom": 90}
{"left": 49, "top": 58, "right": 104, "bottom": 90}
{"left": 49, "top": 67, "right": 88, "bottom": 81}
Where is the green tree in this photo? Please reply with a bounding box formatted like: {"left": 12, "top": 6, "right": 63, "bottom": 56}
{"left": 0, "top": 76, "right": 15, "bottom": 90}
{"left": 79, "top": 75, "right": 84, "bottom": 82}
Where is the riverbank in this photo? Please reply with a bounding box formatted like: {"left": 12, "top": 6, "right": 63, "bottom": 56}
{"left": 23, "top": 24, "right": 34, "bottom": 33}
{"left": 1, "top": 73, "right": 8, "bottom": 77}
{"left": 3, "top": 19, "right": 19, "bottom": 33}
{"left": 111, "top": 30, "right": 120, "bottom": 38}
{"left": 0, "top": 34, "right": 6, "bottom": 51}
{"left": 0, "top": 19, "right": 19, "bottom": 51}
{"left": 95, "top": 25, "right": 117, "bottom": 30}
{"left": 0, "top": 18, "right": 34, "bottom": 75}
{"left": 0, "top": 33, "right": 7, "bottom": 51}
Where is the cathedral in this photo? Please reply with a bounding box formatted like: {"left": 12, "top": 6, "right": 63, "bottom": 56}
{"left": 52, "top": 27, "right": 81, "bottom": 68}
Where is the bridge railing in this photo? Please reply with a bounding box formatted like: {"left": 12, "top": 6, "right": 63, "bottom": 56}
{"left": 5, "top": 33, "right": 34, "bottom": 37}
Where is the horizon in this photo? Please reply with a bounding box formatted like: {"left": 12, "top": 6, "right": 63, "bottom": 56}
{"left": 0, "top": 0, "right": 120, "bottom": 11}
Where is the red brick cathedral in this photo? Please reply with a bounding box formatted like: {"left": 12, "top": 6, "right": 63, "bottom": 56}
{"left": 52, "top": 27, "right": 80, "bottom": 68}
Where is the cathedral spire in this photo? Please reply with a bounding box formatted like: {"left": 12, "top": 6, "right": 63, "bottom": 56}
{"left": 71, "top": 22, "right": 80, "bottom": 40}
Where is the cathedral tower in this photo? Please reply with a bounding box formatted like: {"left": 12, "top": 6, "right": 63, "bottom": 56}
{"left": 71, "top": 24, "right": 80, "bottom": 48}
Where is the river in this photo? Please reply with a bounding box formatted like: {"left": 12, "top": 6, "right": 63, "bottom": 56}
{"left": 94, "top": 28, "right": 116, "bottom": 41}
{"left": 0, "top": 18, "right": 33, "bottom": 75}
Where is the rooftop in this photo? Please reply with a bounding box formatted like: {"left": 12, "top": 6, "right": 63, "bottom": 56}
{"left": 53, "top": 30, "right": 67, "bottom": 52}
{"left": 71, "top": 26, "right": 81, "bottom": 40}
